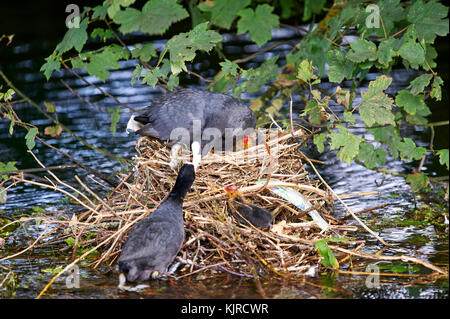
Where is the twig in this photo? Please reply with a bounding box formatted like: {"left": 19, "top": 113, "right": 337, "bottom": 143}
{"left": 299, "top": 150, "right": 390, "bottom": 246}
{"left": 0, "top": 70, "right": 123, "bottom": 162}
{"left": 341, "top": 204, "right": 388, "bottom": 221}
{"left": 60, "top": 79, "right": 106, "bottom": 113}
{"left": 329, "top": 245, "right": 447, "bottom": 275}
{"left": 35, "top": 135, "right": 119, "bottom": 187}
{"left": 2, "top": 165, "right": 77, "bottom": 175}
{"left": 60, "top": 61, "right": 137, "bottom": 113}
{"left": 232, "top": 41, "right": 295, "bottom": 64}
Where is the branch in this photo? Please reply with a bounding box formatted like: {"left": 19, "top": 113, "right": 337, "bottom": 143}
{"left": 0, "top": 70, "right": 122, "bottom": 161}
{"left": 60, "top": 61, "right": 137, "bottom": 113}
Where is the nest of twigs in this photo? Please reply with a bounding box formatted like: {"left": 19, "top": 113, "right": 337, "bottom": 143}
{"left": 68, "top": 127, "right": 358, "bottom": 277}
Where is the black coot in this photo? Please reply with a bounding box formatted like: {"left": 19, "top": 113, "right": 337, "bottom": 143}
{"left": 127, "top": 89, "right": 257, "bottom": 170}
{"left": 224, "top": 185, "right": 273, "bottom": 229}
{"left": 118, "top": 164, "right": 195, "bottom": 283}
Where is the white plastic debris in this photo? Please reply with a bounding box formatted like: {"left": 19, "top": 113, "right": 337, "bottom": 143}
{"left": 255, "top": 179, "right": 330, "bottom": 232}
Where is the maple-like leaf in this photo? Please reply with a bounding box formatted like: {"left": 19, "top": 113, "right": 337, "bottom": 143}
{"left": 237, "top": 4, "right": 279, "bottom": 47}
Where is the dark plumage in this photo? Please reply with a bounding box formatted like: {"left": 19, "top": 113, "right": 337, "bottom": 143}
{"left": 118, "top": 164, "right": 195, "bottom": 283}
{"left": 127, "top": 88, "right": 256, "bottom": 148}
{"left": 225, "top": 185, "right": 273, "bottom": 229}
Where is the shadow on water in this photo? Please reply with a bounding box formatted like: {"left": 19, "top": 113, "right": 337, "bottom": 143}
{"left": 0, "top": 1, "right": 448, "bottom": 299}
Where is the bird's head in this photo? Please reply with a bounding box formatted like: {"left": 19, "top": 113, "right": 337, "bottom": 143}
{"left": 224, "top": 185, "right": 240, "bottom": 200}
{"left": 235, "top": 134, "right": 253, "bottom": 151}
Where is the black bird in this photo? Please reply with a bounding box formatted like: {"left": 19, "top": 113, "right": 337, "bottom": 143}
{"left": 224, "top": 185, "right": 273, "bottom": 229}
{"left": 127, "top": 89, "right": 257, "bottom": 170}
{"left": 118, "top": 164, "right": 195, "bottom": 284}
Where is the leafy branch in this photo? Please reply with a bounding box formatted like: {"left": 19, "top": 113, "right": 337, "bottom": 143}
{"left": 35, "top": 0, "right": 449, "bottom": 193}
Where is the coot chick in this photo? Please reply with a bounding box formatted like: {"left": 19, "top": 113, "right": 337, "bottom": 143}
{"left": 224, "top": 185, "right": 273, "bottom": 229}
{"left": 118, "top": 164, "right": 195, "bottom": 284}
{"left": 127, "top": 89, "right": 256, "bottom": 170}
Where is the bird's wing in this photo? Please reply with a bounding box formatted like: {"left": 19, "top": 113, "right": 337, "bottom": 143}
{"left": 135, "top": 90, "right": 206, "bottom": 142}
{"left": 120, "top": 217, "right": 183, "bottom": 263}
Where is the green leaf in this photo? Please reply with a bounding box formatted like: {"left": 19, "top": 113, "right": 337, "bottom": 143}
{"left": 65, "top": 237, "right": 75, "bottom": 246}
{"left": 142, "top": 69, "right": 161, "bottom": 87}
{"left": 167, "top": 74, "right": 179, "bottom": 91}
{"left": 329, "top": 126, "right": 362, "bottom": 164}
{"left": 327, "top": 49, "right": 353, "bottom": 83}
{"left": 326, "top": 6, "right": 358, "bottom": 40}
{"left": 114, "top": 7, "right": 141, "bottom": 34}
{"left": 357, "top": 0, "right": 404, "bottom": 38}
{"left": 299, "top": 35, "right": 330, "bottom": 77}
{"left": 72, "top": 44, "right": 130, "bottom": 82}
{"left": 303, "top": 0, "right": 326, "bottom": 21}
{"left": 303, "top": 100, "right": 325, "bottom": 125}
{"left": 398, "top": 37, "right": 425, "bottom": 65}
{"left": 55, "top": 18, "right": 89, "bottom": 54}
{"left": 167, "top": 22, "right": 222, "bottom": 75}
{"left": 359, "top": 75, "right": 395, "bottom": 127}
{"left": 199, "top": 0, "right": 250, "bottom": 29}
{"left": 108, "top": 107, "right": 121, "bottom": 136}
{"left": 406, "top": 172, "right": 429, "bottom": 192}
{"left": 140, "top": 0, "right": 189, "bottom": 35}
{"left": 343, "top": 111, "right": 356, "bottom": 124}
{"left": 0, "top": 88, "right": 15, "bottom": 102}
{"left": 6, "top": 108, "right": 14, "bottom": 135}
{"left": 377, "top": 38, "right": 398, "bottom": 67}
{"left": 386, "top": 134, "right": 402, "bottom": 159}
{"left": 398, "top": 138, "right": 427, "bottom": 161}
{"left": 297, "top": 59, "right": 315, "bottom": 83}
{"left": 237, "top": 4, "right": 279, "bottom": 47}
{"left": 115, "top": 0, "right": 188, "bottom": 35}
{"left": 407, "top": 0, "right": 449, "bottom": 43}
{"left": 40, "top": 55, "right": 61, "bottom": 81}
{"left": 424, "top": 44, "right": 438, "bottom": 68}
{"left": 437, "top": 149, "right": 449, "bottom": 170}
{"left": 395, "top": 90, "right": 426, "bottom": 115}
{"left": 91, "top": 28, "right": 115, "bottom": 41}
{"left": 357, "top": 143, "right": 387, "bottom": 169}
{"left": 107, "top": 0, "right": 136, "bottom": 19}
{"left": 233, "top": 56, "right": 279, "bottom": 95}
{"left": 314, "top": 238, "right": 346, "bottom": 269}
{"left": 313, "top": 133, "right": 327, "bottom": 153}
{"left": 0, "top": 161, "right": 17, "bottom": 181}
{"left": 280, "top": 0, "right": 294, "bottom": 19}
{"left": 430, "top": 75, "right": 443, "bottom": 101}
{"left": 408, "top": 74, "right": 433, "bottom": 95}
{"left": 346, "top": 39, "right": 377, "bottom": 63}
{"left": 92, "top": 5, "right": 108, "bottom": 19}
{"left": 369, "top": 125, "right": 396, "bottom": 143}
{"left": 131, "top": 43, "right": 157, "bottom": 62}
{"left": 25, "top": 127, "right": 38, "bottom": 150}
{"left": 131, "top": 64, "right": 143, "bottom": 85}
{"left": 44, "top": 101, "right": 56, "bottom": 113}
{"left": 219, "top": 59, "right": 239, "bottom": 76}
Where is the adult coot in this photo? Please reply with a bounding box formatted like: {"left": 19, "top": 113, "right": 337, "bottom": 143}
{"left": 118, "top": 164, "right": 195, "bottom": 284}
{"left": 224, "top": 185, "right": 273, "bottom": 229}
{"left": 127, "top": 89, "right": 256, "bottom": 170}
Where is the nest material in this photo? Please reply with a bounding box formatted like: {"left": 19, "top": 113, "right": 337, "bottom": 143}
{"left": 80, "top": 127, "right": 353, "bottom": 277}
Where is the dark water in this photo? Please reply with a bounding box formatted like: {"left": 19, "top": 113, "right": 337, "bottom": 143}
{"left": 0, "top": 5, "right": 448, "bottom": 299}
